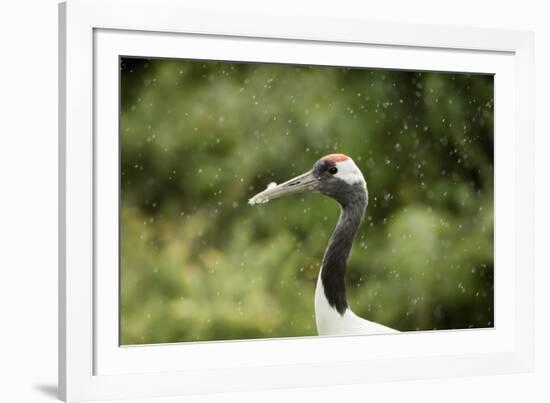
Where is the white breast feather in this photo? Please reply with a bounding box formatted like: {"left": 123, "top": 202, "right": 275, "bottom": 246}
{"left": 314, "top": 274, "right": 397, "bottom": 335}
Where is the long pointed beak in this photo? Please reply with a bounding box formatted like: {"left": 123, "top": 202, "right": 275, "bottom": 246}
{"left": 248, "top": 170, "right": 318, "bottom": 205}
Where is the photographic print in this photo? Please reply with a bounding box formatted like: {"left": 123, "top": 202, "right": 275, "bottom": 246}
{"left": 120, "top": 57, "right": 494, "bottom": 345}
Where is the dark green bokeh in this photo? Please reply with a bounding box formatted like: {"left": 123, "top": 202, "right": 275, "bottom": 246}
{"left": 120, "top": 57, "right": 494, "bottom": 345}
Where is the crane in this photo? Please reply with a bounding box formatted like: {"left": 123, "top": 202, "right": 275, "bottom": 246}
{"left": 249, "top": 154, "right": 398, "bottom": 336}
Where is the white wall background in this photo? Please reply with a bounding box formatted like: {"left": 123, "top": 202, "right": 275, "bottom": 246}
{"left": 0, "top": 1, "right": 547, "bottom": 402}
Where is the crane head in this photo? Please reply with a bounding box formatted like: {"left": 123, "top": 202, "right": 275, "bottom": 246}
{"left": 248, "top": 153, "right": 367, "bottom": 207}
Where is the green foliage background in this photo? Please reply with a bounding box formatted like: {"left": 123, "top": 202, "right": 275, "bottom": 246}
{"left": 120, "top": 57, "right": 494, "bottom": 345}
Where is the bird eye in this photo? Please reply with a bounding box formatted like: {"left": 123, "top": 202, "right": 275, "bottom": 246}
{"left": 328, "top": 166, "right": 338, "bottom": 175}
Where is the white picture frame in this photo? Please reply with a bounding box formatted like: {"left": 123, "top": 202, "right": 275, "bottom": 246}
{"left": 59, "top": 0, "right": 534, "bottom": 401}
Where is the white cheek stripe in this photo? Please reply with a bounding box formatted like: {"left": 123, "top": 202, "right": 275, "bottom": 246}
{"left": 334, "top": 159, "right": 365, "bottom": 185}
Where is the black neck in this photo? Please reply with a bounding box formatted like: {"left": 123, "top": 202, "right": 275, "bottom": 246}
{"left": 320, "top": 184, "right": 367, "bottom": 315}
